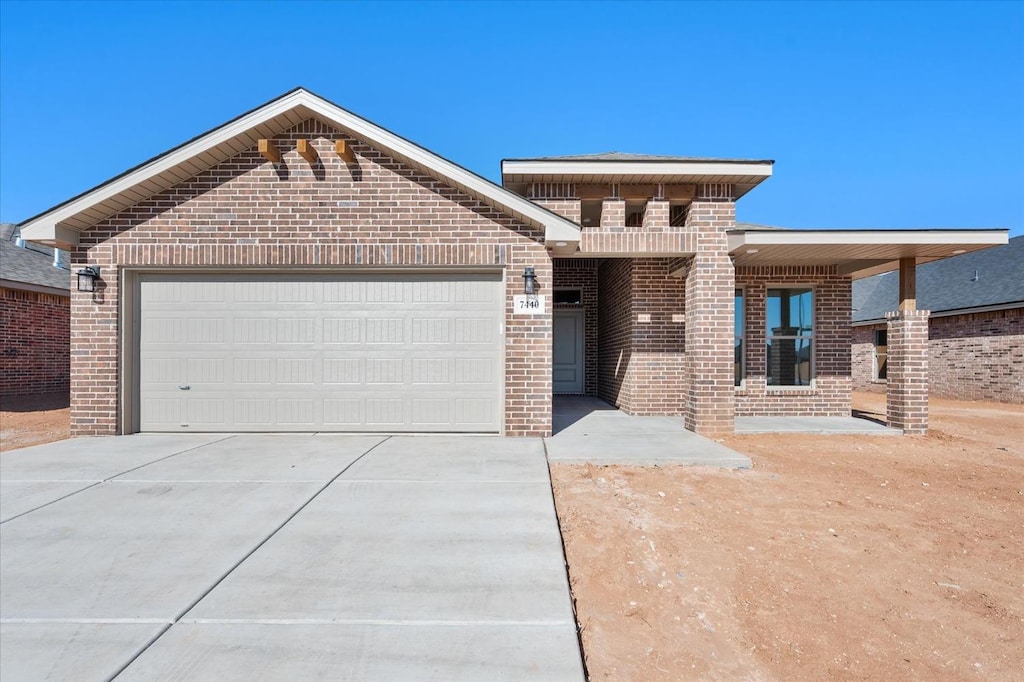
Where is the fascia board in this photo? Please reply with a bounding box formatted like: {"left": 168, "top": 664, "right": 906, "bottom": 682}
{"left": 733, "top": 229, "right": 1009, "bottom": 248}
{"left": 502, "top": 160, "right": 774, "bottom": 178}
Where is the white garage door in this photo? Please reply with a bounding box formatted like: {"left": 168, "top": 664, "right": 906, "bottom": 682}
{"left": 137, "top": 273, "right": 504, "bottom": 432}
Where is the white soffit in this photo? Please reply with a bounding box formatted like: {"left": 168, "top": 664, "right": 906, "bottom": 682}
{"left": 20, "top": 89, "right": 581, "bottom": 250}
{"left": 730, "top": 229, "right": 1010, "bottom": 278}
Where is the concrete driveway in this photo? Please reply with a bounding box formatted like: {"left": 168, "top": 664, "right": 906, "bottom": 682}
{"left": 0, "top": 435, "right": 585, "bottom": 681}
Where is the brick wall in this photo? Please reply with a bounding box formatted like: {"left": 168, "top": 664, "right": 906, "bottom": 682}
{"left": 735, "top": 265, "right": 852, "bottom": 417}
{"left": 552, "top": 259, "right": 599, "bottom": 395}
{"left": 597, "top": 259, "right": 634, "bottom": 408}
{"left": 0, "top": 287, "right": 70, "bottom": 396}
{"left": 851, "top": 324, "right": 885, "bottom": 392}
{"left": 595, "top": 258, "right": 687, "bottom": 415}
{"left": 853, "top": 308, "right": 1023, "bottom": 403}
{"left": 71, "top": 118, "right": 551, "bottom": 436}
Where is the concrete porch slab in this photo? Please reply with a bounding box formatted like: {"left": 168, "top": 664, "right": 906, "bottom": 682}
{"left": 548, "top": 397, "right": 751, "bottom": 468}
{"left": 735, "top": 416, "right": 901, "bottom": 435}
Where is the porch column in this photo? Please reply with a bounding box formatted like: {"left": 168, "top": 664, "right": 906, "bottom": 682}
{"left": 683, "top": 186, "right": 736, "bottom": 435}
{"left": 886, "top": 257, "right": 929, "bottom": 434}
{"left": 600, "top": 197, "right": 625, "bottom": 230}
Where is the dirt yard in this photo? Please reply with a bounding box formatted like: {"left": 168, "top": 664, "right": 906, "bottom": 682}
{"left": 552, "top": 393, "right": 1024, "bottom": 681}
{"left": 0, "top": 393, "right": 70, "bottom": 452}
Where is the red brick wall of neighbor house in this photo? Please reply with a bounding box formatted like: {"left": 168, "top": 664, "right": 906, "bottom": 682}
{"left": 853, "top": 308, "right": 1024, "bottom": 403}
{"left": 735, "top": 265, "right": 852, "bottom": 417}
{"left": 552, "top": 259, "right": 599, "bottom": 396}
{"left": 0, "top": 288, "right": 70, "bottom": 396}
{"left": 70, "top": 118, "right": 552, "bottom": 436}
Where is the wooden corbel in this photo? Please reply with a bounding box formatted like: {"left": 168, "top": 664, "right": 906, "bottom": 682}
{"left": 258, "top": 139, "right": 281, "bottom": 163}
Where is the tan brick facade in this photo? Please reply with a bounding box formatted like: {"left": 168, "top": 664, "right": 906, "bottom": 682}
{"left": 853, "top": 307, "right": 1023, "bottom": 404}
{"left": 0, "top": 288, "right": 70, "bottom": 397}
{"left": 71, "top": 119, "right": 552, "bottom": 436}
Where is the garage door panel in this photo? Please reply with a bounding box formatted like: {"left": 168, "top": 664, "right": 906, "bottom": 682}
{"left": 139, "top": 274, "right": 503, "bottom": 432}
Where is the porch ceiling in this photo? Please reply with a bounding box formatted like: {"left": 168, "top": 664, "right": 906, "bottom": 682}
{"left": 729, "top": 229, "right": 1010, "bottom": 278}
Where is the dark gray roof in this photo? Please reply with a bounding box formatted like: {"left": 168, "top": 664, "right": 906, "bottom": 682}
{"left": 852, "top": 236, "right": 1024, "bottom": 322}
{"left": 505, "top": 151, "right": 773, "bottom": 163}
{"left": 0, "top": 225, "right": 71, "bottom": 292}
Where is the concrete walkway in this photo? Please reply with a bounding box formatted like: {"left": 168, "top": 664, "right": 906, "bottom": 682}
{"left": 0, "top": 435, "right": 584, "bottom": 681}
{"left": 735, "top": 416, "right": 901, "bottom": 435}
{"left": 547, "top": 397, "right": 751, "bottom": 468}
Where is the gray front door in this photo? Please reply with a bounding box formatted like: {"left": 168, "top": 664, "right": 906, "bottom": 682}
{"left": 552, "top": 310, "right": 584, "bottom": 394}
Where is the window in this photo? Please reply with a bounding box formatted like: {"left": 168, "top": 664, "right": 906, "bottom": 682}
{"left": 766, "top": 287, "right": 814, "bottom": 386}
{"left": 553, "top": 289, "right": 582, "bottom": 305}
{"left": 874, "top": 329, "right": 888, "bottom": 380}
{"left": 735, "top": 288, "right": 744, "bottom": 386}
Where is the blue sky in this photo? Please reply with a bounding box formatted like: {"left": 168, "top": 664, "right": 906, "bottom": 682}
{"left": 1, "top": 1, "right": 1021, "bottom": 235}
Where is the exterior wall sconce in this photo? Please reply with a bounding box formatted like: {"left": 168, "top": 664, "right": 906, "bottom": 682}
{"left": 522, "top": 267, "right": 538, "bottom": 295}
{"left": 77, "top": 266, "right": 101, "bottom": 292}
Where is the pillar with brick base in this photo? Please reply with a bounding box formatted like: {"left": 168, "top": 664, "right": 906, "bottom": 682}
{"left": 683, "top": 192, "right": 736, "bottom": 435}
{"left": 886, "top": 309, "right": 930, "bottom": 434}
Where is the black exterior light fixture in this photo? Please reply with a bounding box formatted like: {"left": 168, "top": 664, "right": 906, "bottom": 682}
{"left": 522, "top": 267, "right": 538, "bottom": 295}
{"left": 77, "top": 266, "right": 101, "bottom": 293}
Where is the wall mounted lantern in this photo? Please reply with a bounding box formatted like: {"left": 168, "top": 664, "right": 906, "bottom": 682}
{"left": 522, "top": 267, "right": 538, "bottom": 295}
{"left": 77, "top": 266, "right": 101, "bottom": 293}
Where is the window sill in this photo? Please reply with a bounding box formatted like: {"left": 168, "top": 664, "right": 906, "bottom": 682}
{"left": 766, "top": 385, "right": 817, "bottom": 392}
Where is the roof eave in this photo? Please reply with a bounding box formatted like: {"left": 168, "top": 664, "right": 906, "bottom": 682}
{"left": 728, "top": 229, "right": 1011, "bottom": 279}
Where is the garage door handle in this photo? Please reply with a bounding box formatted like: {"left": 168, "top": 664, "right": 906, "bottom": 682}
{"left": 178, "top": 385, "right": 191, "bottom": 391}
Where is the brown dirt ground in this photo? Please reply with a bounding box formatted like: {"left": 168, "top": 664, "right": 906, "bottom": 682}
{"left": 0, "top": 393, "right": 70, "bottom": 453}
{"left": 551, "top": 392, "right": 1024, "bottom": 681}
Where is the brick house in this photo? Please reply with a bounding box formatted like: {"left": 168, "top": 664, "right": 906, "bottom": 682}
{"left": 18, "top": 88, "right": 1008, "bottom": 437}
{"left": 852, "top": 235, "right": 1023, "bottom": 403}
{"left": 0, "top": 223, "right": 71, "bottom": 397}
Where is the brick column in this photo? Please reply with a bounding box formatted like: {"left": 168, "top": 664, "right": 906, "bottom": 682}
{"left": 600, "top": 198, "right": 625, "bottom": 230}
{"left": 886, "top": 309, "right": 930, "bottom": 434}
{"left": 642, "top": 199, "right": 669, "bottom": 230}
{"left": 683, "top": 194, "right": 735, "bottom": 435}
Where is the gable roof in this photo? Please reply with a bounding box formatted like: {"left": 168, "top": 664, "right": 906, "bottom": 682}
{"left": 0, "top": 226, "right": 70, "bottom": 294}
{"left": 19, "top": 87, "right": 582, "bottom": 253}
{"left": 852, "top": 235, "right": 1024, "bottom": 322}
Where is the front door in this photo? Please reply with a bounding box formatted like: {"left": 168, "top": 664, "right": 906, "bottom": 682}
{"left": 553, "top": 310, "right": 585, "bottom": 394}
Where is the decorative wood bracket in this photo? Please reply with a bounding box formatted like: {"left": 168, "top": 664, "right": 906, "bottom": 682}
{"left": 335, "top": 140, "right": 354, "bottom": 162}
{"left": 258, "top": 139, "right": 281, "bottom": 163}
{"left": 296, "top": 139, "right": 318, "bottom": 164}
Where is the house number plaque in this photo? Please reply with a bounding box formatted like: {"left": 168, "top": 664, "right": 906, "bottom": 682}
{"left": 513, "top": 294, "right": 546, "bottom": 315}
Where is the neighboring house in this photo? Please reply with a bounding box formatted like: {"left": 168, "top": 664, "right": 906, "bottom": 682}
{"left": 18, "top": 88, "right": 1007, "bottom": 437}
{"left": 852, "top": 236, "right": 1023, "bottom": 403}
{"left": 0, "top": 223, "right": 71, "bottom": 397}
